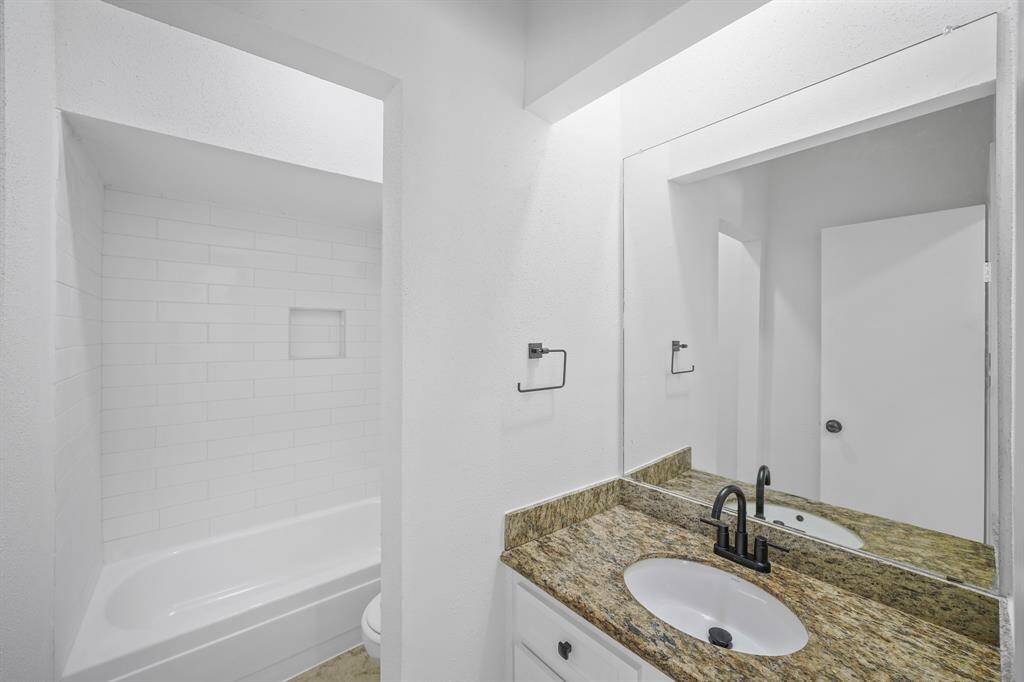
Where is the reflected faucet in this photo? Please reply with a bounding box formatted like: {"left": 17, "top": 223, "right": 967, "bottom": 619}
{"left": 755, "top": 465, "right": 771, "bottom": 520}
{"left": 701, "top": 484, "right": 787, "bottom": 573}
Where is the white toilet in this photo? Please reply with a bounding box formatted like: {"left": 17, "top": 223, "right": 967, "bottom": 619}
{"left": 361, "top": 593, "right": 381, "bottom": 661}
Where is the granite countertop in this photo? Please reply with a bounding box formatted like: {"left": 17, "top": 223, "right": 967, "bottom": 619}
{"left": 657, "top": 469, "right": 996, "bottom": 588}
{"left": 501, "top": 505, "right": 1000, "bottom": 681}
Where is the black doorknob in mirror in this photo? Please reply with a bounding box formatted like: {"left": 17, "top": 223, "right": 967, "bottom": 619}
{"left": 825, "top": 419, "right": 843, "bottom": 433}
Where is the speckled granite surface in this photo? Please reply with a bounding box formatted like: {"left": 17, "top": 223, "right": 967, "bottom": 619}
{"left": 505, "top": 478, "right": 622, "bottom": 550}
{"left": 622, "top": 480, "right": 1000, "bottom": 647}
{"left": 651, "top": 468, "right": 996, "bottom": 589}
{"left": 627, "top": 448, "right": 691, "bottom": 486}
{"left": 501, "top": 505, "right": 1001, "bottom": 681}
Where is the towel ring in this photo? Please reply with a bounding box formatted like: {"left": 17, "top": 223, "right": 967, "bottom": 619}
{"left": 517, "top": 342, "right": 567, "bottom": 392}
{"left": 671, "top": 340, "right": 695, "bottom": 374}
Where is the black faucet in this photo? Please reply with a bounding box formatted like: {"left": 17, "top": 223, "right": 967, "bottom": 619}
{"left": 701, "top": 484, "right": 787, "bottom": 573}
{"left": 755, "top": 465, "right": 771, "bottom": 519}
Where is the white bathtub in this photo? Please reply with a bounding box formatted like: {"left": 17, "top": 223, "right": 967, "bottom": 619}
{"left": 63, "top": 498, "right": 380, "bottom": 682}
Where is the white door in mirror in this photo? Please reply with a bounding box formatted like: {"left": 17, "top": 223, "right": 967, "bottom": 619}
{"left": 624, "top": 558, "right": 808, "bottom": 656}
{"left": 820, "top": 205, "right": 986, "bottom": 540}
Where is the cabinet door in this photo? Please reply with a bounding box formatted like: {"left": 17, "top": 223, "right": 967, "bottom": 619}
{"left": 514, "top": 643, "right": 564, "bottom": 682}
{"left": 514, "top": 585, "right": 639, "bottom": 682}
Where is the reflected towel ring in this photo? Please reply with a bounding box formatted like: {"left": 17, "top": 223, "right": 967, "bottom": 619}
{"left": 671, "top": 340, "right": 695, "bottom": 374}
{"left": 517, "top": 342, "right": 567, "bottom": 392}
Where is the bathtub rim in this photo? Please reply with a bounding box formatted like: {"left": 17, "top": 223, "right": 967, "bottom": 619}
{"left": 108, "top": 495, "right": 380, "bottom": 574}
{"left": 63, "top": 496, "right": 381, "bottom": 681}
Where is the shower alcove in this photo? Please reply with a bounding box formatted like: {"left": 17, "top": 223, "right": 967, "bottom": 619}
{"left": 56, "top": 112, "right": 383, "bottom": 681}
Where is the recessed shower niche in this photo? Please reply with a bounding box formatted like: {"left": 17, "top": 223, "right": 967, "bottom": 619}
{"left": 290, "top": 308, "right": 346, "bottom": 359}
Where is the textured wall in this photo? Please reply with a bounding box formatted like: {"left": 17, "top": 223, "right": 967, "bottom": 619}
{"left": 524, "top": 0, "right": 685, "bottom": 103}
{"left": 186, "top": 5, "right": 627, "bottom": 679}
{"left": 621, "top": 0, "right": 1007, "bottom": 153}
{"left": 202, "top": 6, "right": 626, "bottom": 680}
{"left": 99, "top": 189, "right": 381, "bottom": 561}
{"left": 53, "top": 119, "right": 104, "bottom": 671}
{"left": 0, "top": 2, "right": 59, "bottom": 680}
{"left": 55, "top": 0, "right": 382, "bottom": 183}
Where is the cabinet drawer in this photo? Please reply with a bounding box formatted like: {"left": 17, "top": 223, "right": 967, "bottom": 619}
{"left": 514, "top": 585, "right": 639, "bottom": 682}
{"left": 514, "top": 643, "right": 564, "bottom": 682}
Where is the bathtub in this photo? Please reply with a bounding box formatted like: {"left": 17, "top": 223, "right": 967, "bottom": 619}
{"left": 63, "top": 498, "right": 380, "bottom": 682}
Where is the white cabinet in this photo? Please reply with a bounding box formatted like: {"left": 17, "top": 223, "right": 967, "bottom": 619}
{"left": 505, "top": 568, "right": 672, "bottom": 682}
{"left": 514, "top": 643, "right": 563, "bottom": 682}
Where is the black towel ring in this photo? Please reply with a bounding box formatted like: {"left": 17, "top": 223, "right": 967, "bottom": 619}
{"left": 517, "top": 342, "right": 567, "bottom": 392}
{"left": 671, "top": 340, "right": 695, "bottom": 374}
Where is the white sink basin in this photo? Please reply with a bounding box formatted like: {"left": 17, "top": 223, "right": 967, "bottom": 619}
{"left": 754, "top": 504, "right": 864, "bottom": 550}
{"left": 624, "top": 558, "right": 808, "bottom": 656}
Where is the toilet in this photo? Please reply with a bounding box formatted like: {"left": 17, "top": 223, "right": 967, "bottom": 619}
{"left": 361, "top": 593, "right": 381, "bottom": 661}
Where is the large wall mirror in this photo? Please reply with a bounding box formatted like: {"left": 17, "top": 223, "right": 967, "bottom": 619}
{"left": 622, "top": 15, "right": 1001, "bottom": 592}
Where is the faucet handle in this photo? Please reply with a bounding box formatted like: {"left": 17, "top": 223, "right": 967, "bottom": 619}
{"left": 753, "top": 535, "right": 789, "bottom": 565}
{"left": 700, "top": 517, "right": 730, "bottom": 548}
{"left": 755, "top": 535, "right": 789, "bottom": 552}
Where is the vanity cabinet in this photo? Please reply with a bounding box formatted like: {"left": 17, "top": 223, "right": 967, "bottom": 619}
{"left": 513, "top": 644, "right": 562, "bottom": 682}
{"left": 504, "top": 568, "right": 671, "bottom": 682}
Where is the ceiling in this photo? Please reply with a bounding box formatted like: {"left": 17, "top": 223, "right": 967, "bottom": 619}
{"left": 64, "top": 112, "right": 382, "bottom": 229}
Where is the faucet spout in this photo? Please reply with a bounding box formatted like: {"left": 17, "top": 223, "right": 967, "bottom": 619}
{"left": 704, "top": 484, "right": 783, "bottom": 573}
{"left": 711, "top": 484, "right": 747, "bottom": 538}
{"left": 755, "top": 465, "right": 771, "bottom": 519}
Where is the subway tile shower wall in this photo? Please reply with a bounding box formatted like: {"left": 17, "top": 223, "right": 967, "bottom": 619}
{"left": 99, "top": 189, "right": 381, "bottom": 561}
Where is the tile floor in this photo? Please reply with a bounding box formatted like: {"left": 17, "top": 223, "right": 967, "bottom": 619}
{"left": 290, "top": 646, "right": 380, "bottom": 682}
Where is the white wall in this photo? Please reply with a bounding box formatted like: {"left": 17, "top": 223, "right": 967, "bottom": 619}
{"left": 1012, "top": 0, "right": 1023, "bottom": 670}
{"left": 55, "top": 0, "right": 382, "bottom": 183}
{"left": 715, "top": 233, "right": 762, "bottom": 481}
{"left": 525, "top": 0, "right": 684, "bottom": 105}
{"left": 523, "top": 0, "right": 768, "bottom": 122}
{"left": 53, "top": 119, "right": 104, "bottom": 671}
{"left": 623, "top": 163, "right": 767, "bottom": 473}
{"left": 148, "top": 4, "right": 625, "bottom": 679}
{"left": 0, "top": 2, "right": 59, "bottom": 679}
{"left": 523, "top": 0, "right": 684, "bottom": 120}
{"left": 384, "top": 82, "right": 622, "bottom": 682}
{"left": 98, "top": 188, "right": 381, "bottom": 560}
{"left": 621, "top": 0, "right": 1007, "bottom": 154}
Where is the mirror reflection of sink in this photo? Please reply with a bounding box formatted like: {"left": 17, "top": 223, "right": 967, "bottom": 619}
{"left": 756, "top": 504, "right": 864, "bottom": 550}
{"left": 724, "top": 502, "right": 864, "bottom": 549}
{"left": 624, "top": 558, "right": 808, "bottom": 656}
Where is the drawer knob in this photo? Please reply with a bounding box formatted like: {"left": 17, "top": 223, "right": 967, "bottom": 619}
{"left": 557, "top": 640, "right": 572, "bottom": 660}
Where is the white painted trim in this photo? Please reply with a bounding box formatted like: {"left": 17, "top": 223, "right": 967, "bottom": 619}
{"left": 104, "top": 0, "right": 397, "bottom": 100}
{"left": 526, "top": 0, "right": 768, "bottom": 123}
{"left": 654, "top": 15, "right": 997, "bottom": 184}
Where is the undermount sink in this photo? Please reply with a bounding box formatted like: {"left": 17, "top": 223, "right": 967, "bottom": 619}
{"left": 624, "top": 558, "right": 808, "bottom": 656}
{"left": 753, "top": 504, "right": 864, "bottom": 550}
